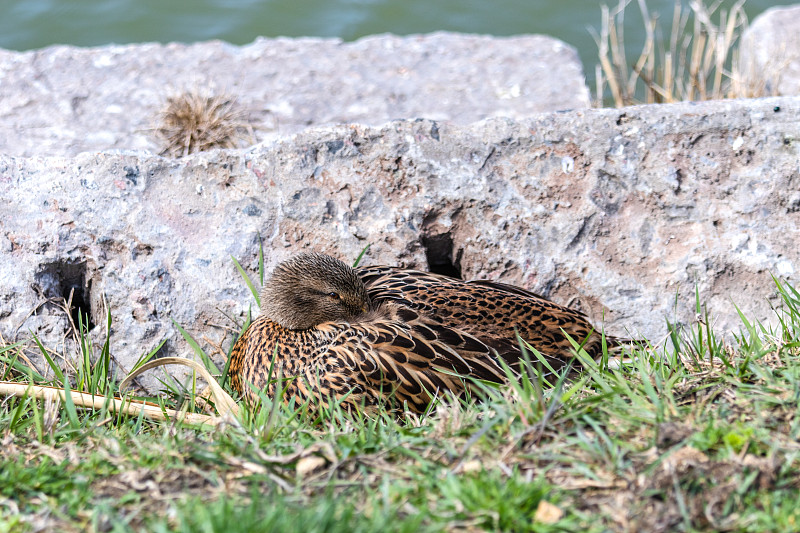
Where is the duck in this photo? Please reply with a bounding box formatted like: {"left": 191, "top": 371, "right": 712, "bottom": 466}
{"left": 228, "top": 252, "right": 628, "bottom": 414}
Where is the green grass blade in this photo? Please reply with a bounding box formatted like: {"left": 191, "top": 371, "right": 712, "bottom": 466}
{"left": 352, "top": 244, "right": 371, "bottom": 268}
{"left": 31, "top": 333, "right": 65, "bottom": 385}
{"left": 258, "top": 234, "right": 265, "bottom": 286}
{"left": 0, "top": 351, "right": 46, "bottom": 382}
{"left": 232, "top": 254, "right": 261, "bottom": 307}
{"left": 132, "top": 338, "right": 167, "bottom": 373}
{"left": 62, "top": 377, "right": 81, "bottom": 428}
{"left": 172, "top": 320, "right": 220, "bottom": 375}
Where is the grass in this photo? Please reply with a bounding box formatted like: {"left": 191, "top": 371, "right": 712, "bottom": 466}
{"left": 3, "top": 267, "right": 800, "bottom": 531}
{"left": 593, "top": 0, "right": 762, "bottom": 107}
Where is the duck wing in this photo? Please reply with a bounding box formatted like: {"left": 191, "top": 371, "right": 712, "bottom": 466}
{"left": 467, "top": 279, "right": 565, "bottom": 308}
{"left": 228, "top": 306, "right": 511, "bottom": 414}
{"left": 324, "top": 306, "right": 511, "bottom": 413}
{"left": 357, "top": 265, "right": 621, "bottom": 361}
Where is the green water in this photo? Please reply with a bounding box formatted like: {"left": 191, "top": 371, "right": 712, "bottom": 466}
{"left": 0, "top": 0, "right": 785, "bottom": 88}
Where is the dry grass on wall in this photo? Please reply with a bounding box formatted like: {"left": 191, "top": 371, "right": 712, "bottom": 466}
{"left": 154, "top": 91, "right": 254, "bottom": 157}
{"left": 592, "top": 0, "right": 771, "bottom": 107}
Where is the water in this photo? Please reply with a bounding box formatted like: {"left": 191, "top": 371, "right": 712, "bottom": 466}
{"left": 0, "top": 0, "right": 786, "bottom": 90}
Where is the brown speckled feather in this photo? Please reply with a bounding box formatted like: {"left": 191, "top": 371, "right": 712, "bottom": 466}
{"left": 228, "top": 303, "right": 508, "bottom": 413}
{"left": 356, "top": 265, "right": 625, "bottom": 367}
{"left": 228, "top": 253, "right": 631, "bottom": 415}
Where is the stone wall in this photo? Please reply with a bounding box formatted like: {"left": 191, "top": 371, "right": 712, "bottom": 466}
{"left": 2, "top": 97, "right": 799, "bottom": 390}
{"left": 740, "top": 4, "right": 800, "bottom": 97}
{"left": 0, "top": 33, "right": 590, "bottom": 157}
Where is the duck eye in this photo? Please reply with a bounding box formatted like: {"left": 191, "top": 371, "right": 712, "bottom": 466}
{"left": 327, "top": 292, "right": 340, "bottom": 300}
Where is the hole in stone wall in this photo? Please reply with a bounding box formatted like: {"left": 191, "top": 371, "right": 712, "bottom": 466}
{"left": 33, "top": 260, "right": 95, "bottom": 330}
{"left": 421, "top": 233, "right": 462, "bottom": 279}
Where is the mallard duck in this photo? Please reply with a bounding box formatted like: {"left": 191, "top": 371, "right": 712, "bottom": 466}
{"left": 228, "top": 253, "right": 627, "bottom": 413}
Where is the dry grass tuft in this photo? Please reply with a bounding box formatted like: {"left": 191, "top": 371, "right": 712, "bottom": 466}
{"left": 594, "top": 0, "right": 753, "bottom": 107}
{"left": 154, "top": 91, "right": 253, "bottom": 157}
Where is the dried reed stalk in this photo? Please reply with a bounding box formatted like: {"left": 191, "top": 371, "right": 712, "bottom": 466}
{"left": 594, "top": 0, "right": 751, "bottom": 107}
{"left": 0, "top": 357, "right": 240, "bottom": 428}
{"left": 0, "top": 381, "right": 222, "bottom": 427}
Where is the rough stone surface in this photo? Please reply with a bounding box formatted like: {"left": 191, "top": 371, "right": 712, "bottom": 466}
{"left": 740, "top": 4, "right": 800, "bottom": 96}
{"left": 2, "top": 96, "right": 799, "bottom": 392}
{"left": 0, "top": 33, "right": 590, "bottom": 158}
